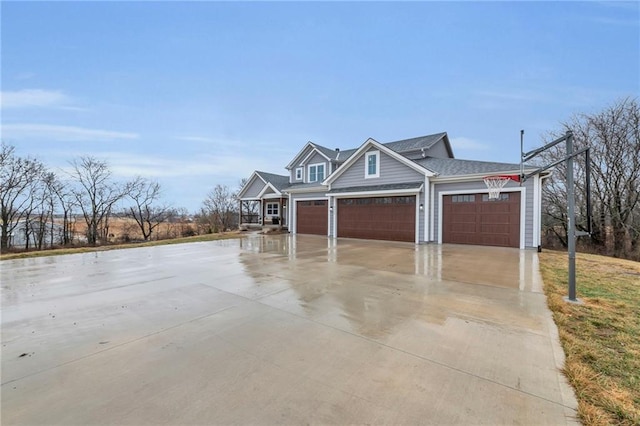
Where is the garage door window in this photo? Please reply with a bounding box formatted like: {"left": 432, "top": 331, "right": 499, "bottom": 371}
{"left": 452, "top": 194, "right": 476, "bottom": 202}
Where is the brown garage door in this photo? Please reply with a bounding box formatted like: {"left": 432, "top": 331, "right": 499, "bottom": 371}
{"left": 296, "top": 200, "right": 328, "bottom": 235}
{"left": 337, "top": 196, "right": 416, "bottom": 242}
{"left": 443, "top": 192, "right": 520, "bottom": 247}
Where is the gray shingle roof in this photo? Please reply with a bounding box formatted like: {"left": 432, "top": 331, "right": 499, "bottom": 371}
{"left": 255, "top": 171, "right": 290, "bottom": 191}
{"left": 327, "top": 182, "right": 423, "bottom": 194}
{"left": 414, "top": 157, "right": 524, "bottom": 177}
{"left": 383, "top": 132, "right": 447, "bottom": 153}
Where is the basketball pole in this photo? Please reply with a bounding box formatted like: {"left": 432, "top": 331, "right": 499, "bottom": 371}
{"left": 521, "top": 130, "right": 587, "bottom": 303}
{"left": 566, "top": 132, "right": 577, "bottom": 301}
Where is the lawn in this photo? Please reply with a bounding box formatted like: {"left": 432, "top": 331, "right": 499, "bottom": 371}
{"left": 539, "top": 250, "right": 640, "bottom": 425}
{"left": 0, "top": 231, "right": 244, "bottom": 261}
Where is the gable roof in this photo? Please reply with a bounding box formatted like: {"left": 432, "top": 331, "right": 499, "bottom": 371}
{"left": 286, "top": 142, "right": 332, "bottom": 169}
{"left": 255, "top": 171, "right": 289, "bottom": 191}
{"left": 414, "top": 157, "right": 526, "bottom": 177}
{"left": 383, "top": 132, "right": 449, "bottom": 154}
{"left": 324, "top": 137, "right": 436, "bottom": 185}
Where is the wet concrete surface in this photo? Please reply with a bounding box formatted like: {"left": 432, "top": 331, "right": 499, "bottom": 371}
{"left": 1, "top": 234, "right": 578, "bottom": 425}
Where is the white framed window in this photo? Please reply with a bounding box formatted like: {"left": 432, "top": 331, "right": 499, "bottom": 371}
{"left": 295, "top": 167, "right": 303, "bottom": 180}
{"left": 308, "top": 163, "right": 325, "bottom": 182}
{"left": 365, "top": 150, "right": 380, "bottom": 178}
{"left": 266, "top": 203, "right": 279, "bottom": 216}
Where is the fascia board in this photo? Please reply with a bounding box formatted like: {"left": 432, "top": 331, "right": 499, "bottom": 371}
{"left": 256, "top": 182, "right": 281, "bottom": 198}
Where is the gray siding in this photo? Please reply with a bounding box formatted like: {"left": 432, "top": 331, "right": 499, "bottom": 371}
{"left": 290, "top": 166, "right": 304, "bottom": 183}
{"left": 332, "top": 148, "right": 424, "bottom": 189}
{"left": 289, "top": 145, "right": 315, "bottom": 182}
{"left": 427, "top": 140, "right": 451, "bottom": 159}
{"left": 242, "top": 176, "right": 266, "bottom": 198}
{"left": 291, "top": 191, "right": 327, "bottom": 200}
{"left": 431, "top": 179, "right": 535, "bottom": 248}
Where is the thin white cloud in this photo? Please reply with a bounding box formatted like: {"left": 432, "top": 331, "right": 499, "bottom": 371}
{"left": 176, "top": 136, "right": 215, "bottom": 143}
{"left": 1, "top": 89, "right": 71, "bottom": 109}
{"left": 450, "top": 137, "right": 489, "bottom": 151}
{"left": 2, "top": 123, "right": 139, "bottom": 141}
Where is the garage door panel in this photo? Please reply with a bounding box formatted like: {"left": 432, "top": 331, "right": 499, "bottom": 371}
{"left": 338, "top": 196, "right": 416, "bottom": 242}
{"left": 443, "top": 192, "right": 520, "bottom": 248}
{"left": 297, "top": 200, "right": 327, "bottom": 235}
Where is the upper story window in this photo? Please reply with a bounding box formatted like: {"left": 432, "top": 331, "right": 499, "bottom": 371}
{"left": 365, "top": 150, "right": 380, "bottom": 178}
{"left": 295, "top": 167, "right": 303, "bottom": 180}
{"left": 308, "top": 163, "right": 325, "bottom": 183}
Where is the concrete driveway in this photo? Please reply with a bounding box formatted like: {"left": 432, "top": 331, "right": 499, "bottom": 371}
{"left": 1, "top": 235, "right": 577, "bottom": 425}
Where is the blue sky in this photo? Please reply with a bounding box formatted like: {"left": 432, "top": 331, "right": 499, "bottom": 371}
{"left": 2, "top": 1, "right": 638, "bottom": 211}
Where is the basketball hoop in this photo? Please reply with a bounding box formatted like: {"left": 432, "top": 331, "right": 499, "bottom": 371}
{"left": 483, "top": 175, "right": 519, "bottom": 200}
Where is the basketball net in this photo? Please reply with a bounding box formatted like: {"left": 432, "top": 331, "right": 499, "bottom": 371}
{"left": 483, "top": 175, "right": 519, "bottom": 200}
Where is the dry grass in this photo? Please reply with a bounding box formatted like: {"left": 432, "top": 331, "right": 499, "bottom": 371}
{"left": 539, "top": 250, "right": 640, "bottom": 425}
{"left": 0, "top": 231, "right": 244, "bottom": 261}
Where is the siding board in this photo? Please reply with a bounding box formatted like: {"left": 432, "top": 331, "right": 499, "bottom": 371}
{"left": 332, "top": 149, "right": 424, "bottom": 189}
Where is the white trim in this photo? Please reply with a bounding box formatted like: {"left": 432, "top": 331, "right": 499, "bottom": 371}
{"left": 437, "top": 187, "right": 526, "bottom": 249}
{"left": 430, "top": 181, "right": 435, "bottom": 241}
{"left": 300, "top": 149, "right": 320, "bottom": 167}
{"left": 237, "top": 172, "right": 268, "bottom": 199}
{"left": 238, "top": 197, "right": 261, "bottom": 201}
{"left": 431, "top": 171, "right": 533, "bottom": 184}
{"left": 256, "top": 182, "right": 281, "bottom": 198}
{"left": 415, "top": 193, "right": 420, "bottom": 244}
{"left": 323, "top": 137, "right": 435, "bottom": 185}
{"left": 265, "top": 202, "right": 280, "bottom": 217}
{"left": 288, "top": 193, "right": 292, "bottom": 229}
{"left": 325, "top": 185, "right": 423, "bottom": 199}
{"left": 423, "top": 176, "right": 429, "bottom": 242}
{"left": 327, "top": 197, "right": 332, "bottom": 237}
{"left": 295, "top": 167, "right": 303, "bottom": 181}
{"left": 533, "top": 175, "right": 540, "bottom": 248}
{"left": 292, "top": 196, "right": 329, "bottom": 235}
{"left": 365, "top": 150, "right": 380, "bottom": 179}
{"left": 307, "top": 162, "right": 326, "bottom": 183}
{"left": 286, "top": 142, "right": 332, "bottom": 170}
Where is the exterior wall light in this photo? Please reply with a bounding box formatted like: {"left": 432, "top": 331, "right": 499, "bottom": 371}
{"left": 419, "top": 204, "right": 424, "bottom": 211}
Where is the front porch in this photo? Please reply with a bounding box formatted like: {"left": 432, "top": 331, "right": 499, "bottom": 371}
{"left": 238, "top": 197, "right": 289, "bottom": 230}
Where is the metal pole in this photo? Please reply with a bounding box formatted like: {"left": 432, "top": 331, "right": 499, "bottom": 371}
{"left": 520, "top": 130, "right": 525, "bottom": 181}
{"left": 566, "top": 131, "right": 577, "bottom": 301}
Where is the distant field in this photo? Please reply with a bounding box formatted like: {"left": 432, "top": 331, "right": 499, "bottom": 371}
{"left": 70, "top": 217, "right": 200, "bottom": 242}
{"left": 539, "top": 250, "right": 640, "bottom": 426}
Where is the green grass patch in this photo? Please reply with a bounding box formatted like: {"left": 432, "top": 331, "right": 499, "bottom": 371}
{"left": 539, "top": 250, "right": 640, "bottom": 426}
{"left": 0, "top": 231, "right": 245, "bottom": 261}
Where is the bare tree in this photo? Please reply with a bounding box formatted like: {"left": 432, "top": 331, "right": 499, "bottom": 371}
{"left": 540, "top": 97, "right": 640, "bottom": 259}
{"left": 126, "top": 176, "right": 171, "bottom": 241}
{"left": 202, "top": 184, "right": 238, "bottom": 232}
{"left": 48, "top": 173, "right": 77, "bottom": 246}
{"left": 69, "top": 157, "right": 127, "bottom": 245}
{"left": 0, "top": 143, "right": 45, "bottom": 251}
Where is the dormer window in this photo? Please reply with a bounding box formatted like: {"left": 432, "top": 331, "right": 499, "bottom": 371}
{"left": 295, "top": 167, "right": 303, "bottom": 180}
{"left": 308, "top": 163, "right": 325, "bottom": 182}
{"left": 365, "top": 151, "right": 380, "bottom": 178}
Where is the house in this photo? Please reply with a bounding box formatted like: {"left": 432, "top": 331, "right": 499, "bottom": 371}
{"left": 237, "top": 132, "right": 546, "bottom": 249}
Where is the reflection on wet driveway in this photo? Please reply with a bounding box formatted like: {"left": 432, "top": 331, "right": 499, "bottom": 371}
{"left": 1, "top": 234, "right": 578, "bottom": 425}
